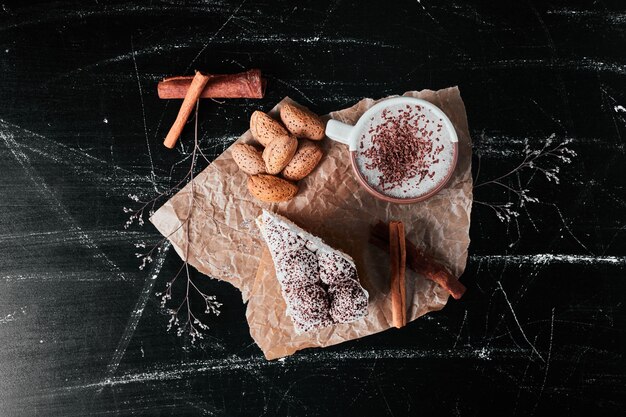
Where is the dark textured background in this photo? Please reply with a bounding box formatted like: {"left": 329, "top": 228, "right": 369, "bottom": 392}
{"left": 0, "top": 1, "right": 624, "bottom": 416}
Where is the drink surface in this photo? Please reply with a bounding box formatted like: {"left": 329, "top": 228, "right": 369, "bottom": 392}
{"left": 354, "top": 103, "right": 455, "bottom": 199}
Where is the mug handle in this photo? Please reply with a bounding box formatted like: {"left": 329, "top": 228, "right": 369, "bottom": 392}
{"left": 325, "top": 119, "right": 355, "bottom": 150}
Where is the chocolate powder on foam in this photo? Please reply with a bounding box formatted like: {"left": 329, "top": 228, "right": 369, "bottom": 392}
{"left": 361, "top": 105, "right": 446, "bottom": 192}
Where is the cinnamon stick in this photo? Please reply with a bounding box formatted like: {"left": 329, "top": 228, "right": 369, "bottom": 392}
{"left": 158, "top": 69, "right": 266, "bottom": 99}
{"left": 163, "top": 71, "right": 211, "bottom": 149}
{"left": 389, "top": 221, "right": 407, "bottom": 328}
{"left": 371, "top": 221, "right": 466, "bottom": 300}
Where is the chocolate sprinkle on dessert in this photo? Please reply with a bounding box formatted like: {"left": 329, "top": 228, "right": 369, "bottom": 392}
{"left": 329, "top": 279, "right": 369, "bottom": 323}
{"left": 319, "top": 251, "right": 357, "bottom": 285}
{"left": 283, "top": 284, "right": 329, "bottom": 325}
{"left": 262, "top": 216, "right": 306, "bottom": 252}
{"left": 276, "top": 249, "right": 319, "bottom": 287}
{"left": 257, "top": 210, "right": 369, "bottom": 333}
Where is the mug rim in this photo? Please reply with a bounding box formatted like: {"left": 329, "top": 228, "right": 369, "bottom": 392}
{"left": 347, "top": 97, "right": 459, "bottom": 204}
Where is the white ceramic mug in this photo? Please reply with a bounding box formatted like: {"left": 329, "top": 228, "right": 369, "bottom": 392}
{"left": 325, "top": 97, "right": 458, "bottom": 204}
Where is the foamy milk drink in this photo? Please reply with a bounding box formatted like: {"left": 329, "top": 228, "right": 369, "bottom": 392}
{"left": 325, "top": 97, "right": 458, "bottom": 204}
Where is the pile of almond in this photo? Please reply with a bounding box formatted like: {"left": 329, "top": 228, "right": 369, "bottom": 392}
{"left": 232, "top": 103, "right": 326, "bottom": 203}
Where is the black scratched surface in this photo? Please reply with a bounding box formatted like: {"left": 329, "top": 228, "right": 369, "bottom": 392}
{"left": 0, "top": 0, "right": 625, "bottom": 416}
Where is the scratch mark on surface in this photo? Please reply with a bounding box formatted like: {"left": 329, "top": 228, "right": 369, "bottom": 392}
{"left": 497, "top": 281, "right": 545, "bottom": 363}
{"left": 275, "top": 375, "right": 320, "bottom": 414}
{"left": 528, "top": 0, "right": 577, "bottom": 137}
{"left": 351, "top": 351, "right": 378, "bottom": 407}
{"left": 0, "top": 121, "right": 130, "bottom": 282}
{"left": 131, "top": 36, "right": 159, "bottom": 194}
{"left": 470, "top": 253, "right": 625, "bottom": 266}
{"left": 185, "top": 0, "right": 247, "bottom": 72}
{"left": 0, "top": 228, "right": 151, "bottom": 246}
{"left": 528, "top": 1, "right": 557, "bottom": 55}
{"left": 529, "top": 98, "right": 566, "bottom": 130}
{"left": 599, "top": 85, "right": 625, "bottom": 155}
{"left": 0, "top": 4, "right": 234, "bottom": 31}
{"left": 512, "top": 334, "right": 541, "bottom": 417}
{"left": 62, "top": 347, "right": 534, "bottom": 391}
{"left": 0, "top": 118, "right": 138, "bottom": 177}
{"left": 0, "top": 118, "right": 157, "bottom": 197}
{"left": 376, "top": 378, "right": 396, "bottom": 417}
{"left": 544, "top": 202, "right": 592, "bottom": 254}
{"left": 1, "top": 271, "right": 134, "bottom": 283}
{"left": 247, "top": 34, "right": 399, "bottom": 47}
{"left": 472, "top": 132, "right": 613, "bottom": 158}
{"left": 314, "top": 0, "right": 341, "bottom": 40}
{"left": 546, "top": 8, "right": 626, "bottom": 25}
{"left": 104, "top": 241, "right": 170, "bottom": 379}
{"left": 417, "top": 0, "right": 441, "bottom": 27}
{"left": 466, "top": 57, "right": 626, "bottom": 75}
{"left": 534, "top": 307, "right": 555, "bottom": 414}
{"left": 58, "top": 35, "right": 399, "bottom": 81}
{"left": 453, "top": 309, "right": 468, "bottom": 348}
{"left": 269, "top": 76, "right": 317, "bottom": 106}
{"left": 445, "top": 2, "right": 496, "bottom": 27}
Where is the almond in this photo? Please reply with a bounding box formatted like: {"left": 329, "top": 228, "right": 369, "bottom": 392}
{"left": 262, "top": 134, "right": 298, "bottom": 175}
{"left": 231, "top": 143, "right": 266, "bottom": 175}
{"left": 248, "top": 174, "right": 298, "bottom": 202}
{"left": 282, "top": 140, "right": 323, "bottom": 181}
{"left": 250, "top": 110, "right": 289, "bottom": 147}
{"left": 279, "top": 103, "right": 325, "bottom": 141}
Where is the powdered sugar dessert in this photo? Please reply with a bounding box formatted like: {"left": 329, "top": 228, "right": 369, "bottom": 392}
{"left": 354, "top": 102, "right": 456, "bottom": 199}
{"left": 256, "top": 210, "right": 369, "bottom": 333}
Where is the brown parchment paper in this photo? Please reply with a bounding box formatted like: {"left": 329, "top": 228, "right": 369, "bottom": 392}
{"left": 150, "top": 87, "right": 473, "bottom": 360}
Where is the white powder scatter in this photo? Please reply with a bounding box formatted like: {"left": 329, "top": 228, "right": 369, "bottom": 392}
{"left": 0, "top": 313, "right": 17, "bottom": 324}
{"left": 471, "top": 253, "right": 625, "bottom": 266}
{"left": 477, "top": 347, "right": 491, "bottom": 360}
{"left": 62, "top": 347, "right": 529, "bottom": 391}
{"left": 546, "top": 9, "right": 626, "bottom": 25}
{"left": 0, "top": 306, "right": 27, "bottom": 324}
